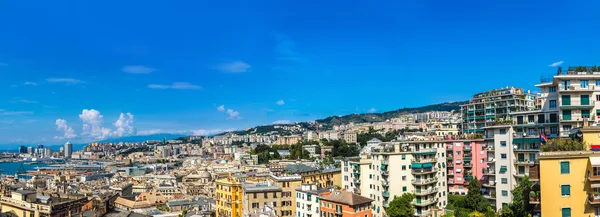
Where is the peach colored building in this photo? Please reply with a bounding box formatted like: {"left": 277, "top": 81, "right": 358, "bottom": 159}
{"left": 447, "top": 140, "right": 487, "bottom": 195}
{"left": 319, "top": 190, "right": 373, "bottom": 217}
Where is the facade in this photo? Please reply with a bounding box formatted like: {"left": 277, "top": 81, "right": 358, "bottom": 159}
{"left": 446, "top": 140, "right": 487, "bottom": 195}
{"left": 276, "top": 136, "right": 302, "bottom": 145}
{"left": 295, "top": 184, "right": 329, "bottom": 217}
{"left": 215, "top": 178, "right": 243, "bottom": 217}
{"left": 341, "top": 140, "right": 448, "bottom": 217}
{"left": 241, "top": 182, "right": 282, "bottom": 217}
{"left": 482, "top": 125, "right": 516, "bottom": 211}
{"left": 343, "top": 132, "right": 358, "bottom": 144}
{"left": 539, "top": 151, "right": 599, "bottom": 217}
{"left": 319, "top": 190, "right": 373, "bottom": 217}
{"left": 461, "top": 87, "right": 535, "bottom": 134}
{"left": 268, "top": 174, "right": 302, "bottom": 216}
{"left": 0, "top": 190, "right": 87, "bottom": 217}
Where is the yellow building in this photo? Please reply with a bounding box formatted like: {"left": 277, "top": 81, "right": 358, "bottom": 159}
{"left": 215, "top": 177, "right": 243, "bottom": 217}
{"left": 540, "top": 151, "right": 600, "bottom": 217}
{"left": 0, "top": 190, "right": 87, "bottom": 217}
{"left": 269, "top": 174, "right": 302, "bottom": 216}
{"left": 301, "top": 169, "right": 341, "bottom": 188}
{"left": 582, "top": 127, "right": 600, "bottom": 150}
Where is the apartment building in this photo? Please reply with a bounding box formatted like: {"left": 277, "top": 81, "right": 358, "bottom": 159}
{"left": 0, "top": 190, "right": 87, "bottom": 217}
{"left": 539, "top": 151, "right": 600, "bottom": 217}
{"left": 446, "top": 140, "right": 487, "bottom": 195}
{"left": 427, "top": 120, "right": 461, "bottom": 137}
{"left": 295, "top": 184, "right": 330, "bottom": 217}
{"left": 341, "top": 140, "right": 448, "bottom": 217}
{"left": 284, "top": 165, "right": 341, "bottom": 188}
{"left": 461, "top": 87, "right": 535, "bottom": 134}
{"left": 269, "top": 174, "right": 302, "bottom": 216}
{"left": 319, "top": 190, "right": 373, "bottom": 217}
{"left": 343, "top": 131, "right": 358, "bottom": 144}
{"left": 215, "top": 178, "right": 243, "bottom": 217}
{"left": 241, "top": 182, "right": 282, "bottom": 217}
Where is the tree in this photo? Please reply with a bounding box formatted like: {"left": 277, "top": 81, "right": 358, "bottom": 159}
{"left": 465, "top": 181, "right": 490, "bottom": 213}
{"left": 386, "top": 193, "right": 415, "bottom": 217}
{"left": 541, "top": 138, "right": 586, "bottom": 152}
{"left": 468, "top": 212, "right": 484, "bottom": 217}
{"left": 501, "top": 177, "right": 533, "bottom": 217}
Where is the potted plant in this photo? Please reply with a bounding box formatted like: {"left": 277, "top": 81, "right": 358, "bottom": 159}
{"left": 529, "top": 191, "right": 536, "bottom": 201}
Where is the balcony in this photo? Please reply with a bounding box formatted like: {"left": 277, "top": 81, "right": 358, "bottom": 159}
{"left": 383, "top": 201, "right": 389, "bottom": 208}
{"left": 412, "top": 178, "right": 438, "bottom": 185}
{"left": 415, "top": 188, "right": 439, "bottom": 196}
{"left": 588, "top": 173, "right": 600, "bottom": 182}
{"left": 412, "top": 148, "right": 437, "bottom": 155}
{"left": 482, "top": 181, "right": 496, "bottom": 188}
{"left": 412, "top": 168, "right": 439, "bottom": 175}
{"left": 515, "top": 146, "right": 540, "bottom": 152}
{"left": 412, "top": 157, "right": 438, "bottom": 164}
{"left": 514, "top": 160, "right": 536, "bottom": 165}
{"left": 558, "top": 84, "right": 595, "bottom": 92}
{"left": 354, "top": 179, "right": 360, "bottom": 184}
{"left": 381, "top": 170, "right": 389, "bottom": 176}
{"left": 464, "top": 146, "right": 472, "bottom": 151}
{"left": 529, "top": 191, "right": 540, "bottom": 205}
{"left": 448, "top": 172, "right": 454, "bottom": 176}
{"left": 486, "top": 146, "right": 495, "bottom": 151}
{"left": 383, "top": 191, "right": 390, "bottom": 198}
{"left": 414, "top": 210, "right": 432, "bottom": 217}
{"left": 589, "top": 193, "right": 600, "bottom": 206}
{"left": 514, "top": 173, "right": 527, "bottom": 178}
{"left": 412, "top": 198, "right": 437, "bottom": 207}
{"left": 464, "top": 163, "right": 473, "bottom": 168}
{"left": 448, "top": 163, "right": 454, "bottom": 168}
{"left": 381, "top": 159, "right": 389, "bottom": 165}
{"left": 448, "top": 180, "right": 455, "bottom": 185}
{"left": 560, "top": 115, "right": 596, "bottom": 122}
{"left": 484, "top": 169, "right": 495, "bottom": 176}
{"left": 447, "top": 146, "right": 453, "bottom": 151}
{"left": 483, "top": 192, "right": 496, "bottom": 200}
{"left": 381, "top": 180, "right": 389, "bottom": 187}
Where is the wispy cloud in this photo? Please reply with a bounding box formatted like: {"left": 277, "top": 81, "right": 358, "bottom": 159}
{"left": 549, "top": 61, "right": 564, "bottom": 67}
{"left": 54, "top": 119, "right": 76, "bottom": 139}
{"left": 215, "top": 61, "right": 251, "bottom": 73}
{"left": 24, "top": 82, "right": 37, "bottom": 86}
{"left": 274, "top": 32, "right": 305, "bottom": 63}
{"left": 276, "top": 100, "right": 285, "bottom": 105}
{"left": 20, "top": 99, "right": 39, "bottom": 104}
{"left": 47, "top": 78, "right": 82, "bottom": 84}
{"left": 0, "top": 110, "right": 33, "bottom": 116}
{"left": 122, "top": 65, "right": 156, "bottom": 74}
{"left": 368, "top": 108, "right": 377, "bottom": 113}
{"left": 226, "top": 109, "right": 241, "bottom": 120}
{"left": 0, "top": 63, "right": 7, "bottom": 67}
{"left": 273, "top": 120, "right": 292, "bottom": 124}
{"left": 217, "top": 105, "right": 225, "bottom": 112}
{"left": 148, "top": 82, "right": 202, "bottom": 90}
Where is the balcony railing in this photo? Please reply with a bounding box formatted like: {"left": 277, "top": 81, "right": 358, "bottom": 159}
{"left": 589, "top": 193, "right": 600, "bottom": 206}
{"left": 382, "top": 191, "right": 390, "bottom": 197}
{"left": 381, "top": 180, "right": 389, "bottom": 186}
{"left": 412, "top": 178, "right": 438, "bottom": 185}
{"left": 414, "top": 188, "right": 438, "bottom": 196}
{"left": 411, "top": 168, "right": 439, "bottom": 175}
{"left": 558, "top": 84, "right": 596, "bottom": 91}
{"left": 412, "top": 148, "right": 437, "bottom": 154}
{"left": 464, "top": 163, "right": 473, "bottom": 168}
{"left": 589, "top": 174, "right": 600, "bottom": 182}
{"left": 514, "top": 160, "right": 536, "bottom": 165}
{"left": 412, "top": 198, "right": 437, "bottom": 207}
{"left": 412, "top": 157, "right": 438, "bottom": 163}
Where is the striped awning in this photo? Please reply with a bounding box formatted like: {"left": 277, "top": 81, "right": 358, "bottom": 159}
{"left": 591, "top": 157, "right": 600, "bottom": 166}
{"left": 592, "top": 183, "right": 600, "bottom": 188}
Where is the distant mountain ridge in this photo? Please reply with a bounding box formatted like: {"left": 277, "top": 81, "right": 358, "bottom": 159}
{"left": 315, "top": 101, "right": 466, "bottom": 126}
{"left": 95, "top": 133, "right": 186, "bottom": 143}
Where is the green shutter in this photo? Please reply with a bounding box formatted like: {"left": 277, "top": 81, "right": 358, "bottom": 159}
{"left": 423, "top": 163, "right": 433, "bottom": 168}
{"left": 500, "top": 166, "right": 507, "bottom": 172}
{"left": 583, "top": 110, "right": 591, "bottom": 118}
{"left": 561, "top": 162, "right": 570, "bottom": 174}
{"left": 562, "top": 95, "right": 571, "bottom": 106}
{"left": 412, "top": 163, "right": 423, "bottom": 169}
{"left": 517, "top": 116, "right": 524, "bottom": 124}
{"left": 562, "top": 110, "right": 571, "bottom": 121}
{"left": 562, "top": 208, "right": 571, "bottom": 217}
{"left": 581, "top": 95, "right": 590, "bottom": 105}
{"left": 561, "top": 185, "right": 570, "bottom": 196}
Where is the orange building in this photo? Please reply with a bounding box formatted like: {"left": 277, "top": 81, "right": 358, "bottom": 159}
{"left": 319, "top": 190, "right": 373, "bottom": 217}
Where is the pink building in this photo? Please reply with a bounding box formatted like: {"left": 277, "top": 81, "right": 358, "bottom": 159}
{"left": 447, "top": 139, "right": 487, "bottom": 195}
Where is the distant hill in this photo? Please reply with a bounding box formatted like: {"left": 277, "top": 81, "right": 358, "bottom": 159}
{"left": 315, "top": 101, "right": 466, "bottom": 126}
{"left": 95, "top": 133, "right": 186, "bottom": 143}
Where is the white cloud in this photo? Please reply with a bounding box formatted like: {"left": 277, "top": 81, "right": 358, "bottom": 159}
{"left": 549, "top": 61, "right": 564, "bottom": 67}
{"left": 273, "top": 120, "right": 292, "bottom": 124}
{"left": 226, "top": 109, "right": 241, "bottom": 120}
{"left": 79, "top": 109, "right": 111, "bottom": 139}
{"left": 54, "top": 119, "right": 76, "bottom": 139}
{"left": 217, "top": 105, "right": 225, "bottom": 112}
{"left": 215, "top": 61, "right": 251, "bottom": 73}
{"left": 20, "top": 99, "right": 39, "bottom": 104}
{"left": 368, "top": 108, "right": 377, "bottom": 113}
{"left": 276, "top": 100, "right": 285, "bottom": 105}
{"left": 24, "top": 82, "right": 37, "bottom": 86}
{"left": 122, "top": 65, "right": 156, "bottom": 74}
{"left": 148, "top": 82, "right": 201, "bottom": 90}
{"left": 0, "top": 111, "right": 33, "bottom": 116}
{"left": 47, "top": 78, "right": 82, "bottom": 84}
{"left": 112, "top": 112, "right": 136, "bottom": 137}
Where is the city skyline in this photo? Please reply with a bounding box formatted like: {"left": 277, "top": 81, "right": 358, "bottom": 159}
{"left": 2, "top": 0, "right": 600, "bottom": 144}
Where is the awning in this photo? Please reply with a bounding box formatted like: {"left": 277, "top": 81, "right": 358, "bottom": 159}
{"left": 592, "top": 183, "right": 600, "bottom": 188}
{"left": 500, "top": 166, "right": 507, "bottom": 172}
{"left": 438, "top": 163, "right": 441, "bottom": 168}
{"left": 456, "top": 160, "right": 462, "bottom": 164}
{"left": 456, "top": 169, "right": 462, "bottom": 173}
{"left": 591, "top": 157, "right": 600, "bottom": 166}
{"left": 412, "top": 163, "right": 423, "bottom": 169}
{"left": 423, "top": 163, "right": 433, "bottom": 168}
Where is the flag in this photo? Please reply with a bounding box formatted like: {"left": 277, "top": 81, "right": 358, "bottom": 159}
{"left": 539, "top": 132, "right": 548, "bottom": 144}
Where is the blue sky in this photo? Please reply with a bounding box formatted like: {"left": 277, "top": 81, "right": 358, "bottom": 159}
{"left": 1, "top": 0, "right": 600, "bottom": 145}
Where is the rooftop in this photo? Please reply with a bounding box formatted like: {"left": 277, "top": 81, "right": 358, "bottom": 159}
{"left": 284, "top": 164, "right": 318, "bottom": 173}
{"left": 319, "top": 190, "right": 373, "bottom": 206}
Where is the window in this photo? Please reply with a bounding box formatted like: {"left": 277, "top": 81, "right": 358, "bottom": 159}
{"left": 562, "top": 95, "right": 571, "bottom": 106}
{"left": 501, "top": 154, "right": 507, "bottom": 159}
{"left": 561, "top": 161, "right": 570, "bottom": 174}
{"left": 402, "top": 155, "right": 406, "bottom": 160}
{"left": 550, "top": 100, "right": 557, "bottom": 109}
{"left": 582, "top": 95, "right": 590, "bottom": 105}
{"left": 500, "top": 141, "right": 506, "bottom": 147}
{"left": 562, "top": 110, "right": 571, "bottom": 121}
{"left": 562, "top": 208, "right": 571, "bottom": 217}
{"left": 499, "top": 129, "right": 507, "bottom": 134}
{"left": 402, "top": 165, "right": 406, "bottom": 170}
{"left": 582, "top": 80, "right": 589, "bottom": 88}
{"left": 561, "top": 185, "right": 571, "bottom": 196}
{"left": 402, "top": 176, "right": 406, "bottom": 181}
{"left": 502, "top": 190, "right": 508, "bottom": 196}
{"left": 402, "top": 186, "right": 407, "bottom": 192}
{"left": 583, "top": 110, "right": 591, "bottom": 118}
{"left": 551, "top": 127, "right": 558, "bottom": 135}
{"left": 501, "top": 178, "right": 507, "bottom": 184}
{"left": 549, "top": 86, "right": 557, "bottom": 92}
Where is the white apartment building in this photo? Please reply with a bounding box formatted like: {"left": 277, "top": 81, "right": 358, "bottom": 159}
{"left": 319, "top": 131, "right": 339, "bottom": 141}
{"left": 343, "top": 131, "right": 358, "bottom": 143}
{"left": 482, "top": 125, "right": 517, "bottom": 211}
{"left": 295, "top": 184, "right": 328, "bottom": 217}
{"left": 341, "top": 139, "right": 448, "bottom": 217}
